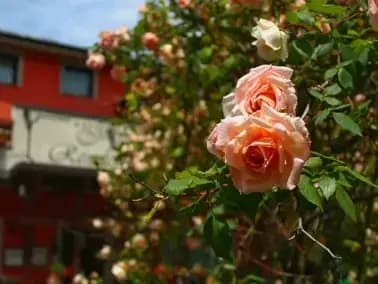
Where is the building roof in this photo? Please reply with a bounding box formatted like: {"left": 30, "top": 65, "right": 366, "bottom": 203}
{"left": 0, "top": 29, "right": 88, "bottom": 57}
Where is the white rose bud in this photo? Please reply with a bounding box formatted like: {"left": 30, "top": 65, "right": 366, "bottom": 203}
{"left": 251, "top": 19, "right": 288, "bottom": 61}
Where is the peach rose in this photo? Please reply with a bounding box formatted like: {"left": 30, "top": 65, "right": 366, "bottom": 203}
{"left": 86, "top": 53, "right": 106, "bottom": 70}
{"left": 222, "top": 65, "right": 297, "bottom": 117}
{"left": 110, "top": 65, "right": 127, "bottom": 82}
{"left": 115, "top": 26, "right": 131, "bottom": 43}
{"left": 178, "top": 0, "right": 191, "bottom": 8}
{"left": 252, "top": 19, "right": 288, "bottom": 61}
{"left": 207, "top": 104, "right": 310, "bottom": 193}
{"left": 99, "top": 31, "right": 119, "bottom": 50}
{"left": 369, "top": 0, "right": 378, "bottom": 30}
{"left": 142, "top": 32, "right": 160, "bottom": 50}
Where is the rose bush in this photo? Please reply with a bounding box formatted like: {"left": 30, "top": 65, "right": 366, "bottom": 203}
{"left": 83, "top": 0, "right": 378, "bottom": 283}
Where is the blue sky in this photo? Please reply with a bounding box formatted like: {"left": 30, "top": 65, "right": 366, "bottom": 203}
{"left": 0, "top": 0, "right": 143, "bottom": 47}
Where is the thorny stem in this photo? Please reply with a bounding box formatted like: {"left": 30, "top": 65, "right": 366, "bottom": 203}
{"left": 289, "top": 218, "right": 342, "bottom": 260}
{"left": 128, "top": 173, "right": 162, "bottom": 194}
{"left": 251, "top": 259, "right": 313, "bottom": 280}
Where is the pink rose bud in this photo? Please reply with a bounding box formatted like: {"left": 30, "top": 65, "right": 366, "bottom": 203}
{"left": 207, "top": 104, "right": 311, "bottom": 193}
{"left": 354, "top": 94, "right": 367, "bottom": 103}
{"left": 116, "top": 26, "right": 131, "bottom": 43}
{"left": 97, "top": 171, "right": 110, "bottom": 186}
{"left": 160, "top": 44, "right": 174, "bottom": 60}
{"left": 369, "top": 0, "right": 378, "bottom": 30}
{"left": 178, "top": 0, "right": 191, "bottom": 8}
{"left": 139, "top": 4, "right": 148, "bottom": 13}
{"left": 99, "top": 31, "right": 119, "bottom": 50}
{"left": 86, "top": 53, "right": 106, "bottom": 70}
{"left": 142, "top": 32, "right": 160, "bottom": 50}
{"left": 319, "top": 22, "right": 331, "bottom": 34}
{"left": 222, "top": 65, "right": 297, "bottom": 117}
{"left": 110, "top": 65, "right": 127, "bottom": 82}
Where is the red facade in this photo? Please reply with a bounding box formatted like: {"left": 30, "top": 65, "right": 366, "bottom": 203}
{"left": 0, "top": 41, "right": 123, "bottom": 117}
{"left": 0, "top": 31, "right": 124, "bottom": 283}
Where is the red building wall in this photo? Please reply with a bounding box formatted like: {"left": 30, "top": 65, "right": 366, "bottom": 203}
{"left": 0, "top": 48, "right": 124, "bottom": 117}
{"left": 0, "top": 39, "right": 122, "bottom": 283}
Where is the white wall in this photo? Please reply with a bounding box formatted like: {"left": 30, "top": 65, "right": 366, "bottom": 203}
{"left": 0, "top": 107, "right": 121, "bottom": 177}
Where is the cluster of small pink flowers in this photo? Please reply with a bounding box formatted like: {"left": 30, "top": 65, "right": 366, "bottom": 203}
{"left": 99, "top": 26, "right": 130, "bottom": 51}
{"left": 207, "top": 65, "right": 311, "bottom": 193}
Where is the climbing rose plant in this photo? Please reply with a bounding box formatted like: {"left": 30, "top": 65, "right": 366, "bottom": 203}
{"left": 80, "top": 0, "right": 378, "bottom": 283}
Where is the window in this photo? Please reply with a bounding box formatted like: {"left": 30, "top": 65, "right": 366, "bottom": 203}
{"left": 62, "top": 66, "right": 94, "bottom": 97}
{"left": 0, "top": 53, "right": 19, "bottom": 85}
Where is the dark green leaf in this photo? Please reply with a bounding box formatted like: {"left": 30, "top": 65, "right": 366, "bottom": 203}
{"left": 299, "top": 175, "right": 323, "bottom": 210}
{"left": 336, "top": 188, "right": 357, "bottom": 222}
{"left": 319, "top": 176, "right": 336, "bottom": 200}
{"left": 332, "top": 112, "right": 362, "bottom": 136}
{"left": 338, "top": 68, "right": 354, "bottom": 90}
{"left": 338, "top": 166, "right": 378, "bottom": 189}
{"left": 293, "top": 40, "right": 313, "bottom": 59}
{"left": 312, "top": 42, "right": 334, "bottom": 60}
{"left": 218, "top": 186, "right": 262, "bottom": 217}
{"left": 204, "top": 215, "right": 233, "bottom": 259}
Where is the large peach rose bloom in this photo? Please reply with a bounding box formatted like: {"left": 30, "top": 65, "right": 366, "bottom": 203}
{"left": 222, "top": 65, "right": 297, "bottom": 117}
{"left": 207, "top": 104, "right": 310, "bottom": 193}
{"left": 369, "top": 0, "right": 378, "bottom": 30}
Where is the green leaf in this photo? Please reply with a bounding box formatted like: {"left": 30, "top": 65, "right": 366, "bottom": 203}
{"left": 338, "top": 166, "right": 378, "bottom": 189}
{"left": 308, "top": 89, "right": 323, "bottom": 100}
{"left": 165, "top": 178, "right": 193, "bottom": 196}
{"left": 338, "top": 68, "right": 354, "bottom": 90}
{"left": 305, "top": 157, "right": 323, "bottom": 169}
{"left": 240, "top": 274, "right": 265, "bottom": 284}
{"left": 324, "top": 84, "right": 342, "bottom": 95}
{"left": 204, "top": 215, "right": 233, "bottom": 259}
{"left": 336, "top": 187, "right": 357, "bottom": 222}
{"left": 299, "top": 175, "right": 323, "bottom": 210}
{"left": 324, "top": 97, "right": 342, "bottom": 106}
{"left": 324, "top": 68, "right": 338, "bottom": 80}
{"left": 287, "top": 11, "right": 300, "bottom": 24}
{"left": 297, "top": 9, "right": 316, "bottom": 25}
{"left": 165, "top": 175, "right": 211, "bottom": 196}
{"left": 293, "top": 40, "right": 313, "bottom": 59}
{"left": 309, "top": 1, "right": 347, "bottom": 15}
{"left": 218, "top": 187, "right": 262, "bottom": 217}
{"left": 332, "top": 112, "right": 362, "bottom": 136}
{"left": 312, "top": 42, "right": 334, "bottom": 60}
{"left": 171, "top": 147, "right": 185, "bottom": 158}
{"left": 314, "top": 109, "right": 331, "bottom": 125}
{"left": 318, "top": 176, "right": 336, "bottom": 200}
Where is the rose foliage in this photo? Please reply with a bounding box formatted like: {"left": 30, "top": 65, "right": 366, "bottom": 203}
{"left": 82, "top": 0, "right": 378, "bottom": 283}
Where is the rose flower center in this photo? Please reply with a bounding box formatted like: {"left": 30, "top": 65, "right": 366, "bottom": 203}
{"left": 248, "top": 86, "right": 276, "bottom": 112}
{"left": 243, "top": 142, "right": 277, "bottom": 174}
